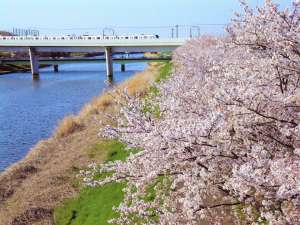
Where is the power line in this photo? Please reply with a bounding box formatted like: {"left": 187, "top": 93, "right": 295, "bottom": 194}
{"left": 34, "top": 23, "right": 228, "bottom": 31}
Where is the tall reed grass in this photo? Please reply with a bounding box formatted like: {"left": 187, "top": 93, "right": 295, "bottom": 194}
{"left": 53, "top": 65, "right": 162, "bottom": 139}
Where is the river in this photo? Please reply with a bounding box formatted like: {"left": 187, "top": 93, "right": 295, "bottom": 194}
{"left": 0, "top": 59, "right": 149, "bottom": 172}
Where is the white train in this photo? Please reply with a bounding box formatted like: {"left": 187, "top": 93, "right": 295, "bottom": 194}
{"left": 0, "top": 34, "right": 159, "bottom": 40}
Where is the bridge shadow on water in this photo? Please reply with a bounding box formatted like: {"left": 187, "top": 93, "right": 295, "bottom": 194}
{"left": 38, "top": 62, "right": 150, "bottom": 75}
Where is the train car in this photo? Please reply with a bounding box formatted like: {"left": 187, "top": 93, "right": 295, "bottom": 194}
{"left": 116, "top": 34, "right": 159, "bottom": 39}
{"left": 0, "top": 34, "right": 159, "bottom": 40}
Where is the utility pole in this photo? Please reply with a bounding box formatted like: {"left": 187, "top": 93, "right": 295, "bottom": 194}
{"left": 190, "top": 26, "right": 200, "bottom": 38}
{"left": 171, "top": 28, "right": 174, "bottom": 38}
{"left": 176, "top": 25, "right": 178, "bottom": 38}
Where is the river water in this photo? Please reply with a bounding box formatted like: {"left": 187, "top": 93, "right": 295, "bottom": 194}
{"left": 0, "top": 60, "right": 149, "bottom": 172}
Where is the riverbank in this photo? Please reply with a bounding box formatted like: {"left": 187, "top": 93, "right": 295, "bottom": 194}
{"left": 0, "top": 63, "right": 165, "bottom": 224}
{"left": 0, "top": 64, "right": 51, "bottom": 75}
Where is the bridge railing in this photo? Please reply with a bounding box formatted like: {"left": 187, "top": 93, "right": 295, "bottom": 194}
{"left": 1, "top": 56, "right": 172, "bottom": 61}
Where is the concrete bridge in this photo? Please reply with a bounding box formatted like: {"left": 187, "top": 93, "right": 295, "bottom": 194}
{"left": 0, "top": 38, "right": 188, "bottom": 76}
{"left": 1, "top": 56, "right": 171, "bottom": 72}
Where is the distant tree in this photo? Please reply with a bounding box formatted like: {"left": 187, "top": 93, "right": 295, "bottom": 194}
{"left": 0, "top": 52, "right": 11, "bottom": 57}
{"left": 0, "top": 31, "right": 12, "bottom": 36}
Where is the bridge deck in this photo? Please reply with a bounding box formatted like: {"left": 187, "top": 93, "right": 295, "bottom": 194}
{"left": 0, "top": 38, "right": 185, "bottom": 76}
{"left": 0, "top": 38, "right": 188, "bottom": 52}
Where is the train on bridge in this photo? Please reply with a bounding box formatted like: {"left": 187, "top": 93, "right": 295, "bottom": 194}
{"left": 0, "top": 34, "right": 160, "bottom": 41}
{"left": 0, "top": 33, "right": 187, "bottom": 76}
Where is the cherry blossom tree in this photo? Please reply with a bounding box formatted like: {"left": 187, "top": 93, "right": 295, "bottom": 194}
{"left": 79, "top": 1, "right": 300, "bottom": 224}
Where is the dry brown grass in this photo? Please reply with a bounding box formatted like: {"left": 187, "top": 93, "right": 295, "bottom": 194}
{"left": 53, "top": 115, "right": 84, "bottom": 139}
{"left": 53, "top": 65, "right": 161, "bottom": 140}
{"left": 0, "top": 63, "right": 164, "bottom": 225}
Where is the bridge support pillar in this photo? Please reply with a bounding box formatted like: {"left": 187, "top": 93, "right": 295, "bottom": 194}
{"left": 29, "top": 47, "right": 39, "bottom": 76}
{"left": 121, "top": 64, "right": 125, "bottom": 72}
{"left": 54, "top": 65, "right": 59, "bottom": 72}
{"left": 105, "top": 47, "right": 113, "bottom": 76}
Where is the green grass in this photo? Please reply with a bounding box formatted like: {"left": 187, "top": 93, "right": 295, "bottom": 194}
{"left": 142, "top": 62, "right": 173, "bottom": 116}
{"left": 54, "top": 140, "right": 137, "bottom": 225}
{"left": 54, "top": 139, "right": 153, "bottom": 225}
{"left": 150, "top": 62, "right": 173, "bottom": 94}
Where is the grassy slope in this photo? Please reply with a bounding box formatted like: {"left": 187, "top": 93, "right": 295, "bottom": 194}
{"left": 54, "top": 63, "right": 172, "bottom": 225}
{"left": 54, "top": 140, "right": 130, "bottom": 225}
{"left": 0, "top": 63, "right": 164, "bottom": 224}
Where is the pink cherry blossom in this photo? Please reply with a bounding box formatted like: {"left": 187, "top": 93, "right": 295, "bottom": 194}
{"left": 81, "top": 1, "right": 300, "bottom": 224}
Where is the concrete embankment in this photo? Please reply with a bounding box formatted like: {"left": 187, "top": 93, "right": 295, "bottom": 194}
{"left": 0, "top": 62, "right": 165, "bottom": 224}
{"left": 0, "top": 64, "right": 51, "bottom": 75}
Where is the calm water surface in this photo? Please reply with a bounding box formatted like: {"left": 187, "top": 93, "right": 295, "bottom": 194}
{"left": 0, "top": 61, "right": 149, "bottom": 172}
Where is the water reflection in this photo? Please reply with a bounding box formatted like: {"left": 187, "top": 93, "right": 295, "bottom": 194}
{"left": 107, "top": 76, "right": 115, "bottom": 85}
{"left": 32, "top": 79, "right": 41, "bottom": 90}
{"left": 32, "top": 75, "right": 40, "bottom": 81}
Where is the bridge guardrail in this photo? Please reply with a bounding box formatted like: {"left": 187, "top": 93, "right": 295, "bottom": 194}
{"left": 1, "top": 56, "right": 172, "bottom": 61}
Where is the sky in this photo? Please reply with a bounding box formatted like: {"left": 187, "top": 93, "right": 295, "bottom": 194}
{"left": 0, "top": 0, "right": 294, "bottom": 38}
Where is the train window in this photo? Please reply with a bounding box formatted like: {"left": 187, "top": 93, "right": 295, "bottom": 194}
{"left": 20, "top": 37, "right": 23, "bottom": 40}
{"left": 53, "top": 37, "right": 56, "bottom": 40}
{"left": 134, "top": 36, "right": 138, "bottom": 39}
{"left": 61, "top": 37, "right": 64, "bottom": 40}
{"left": 97, "top": 37, "right": 100, "bottom": 39}
{"left": 3, "top": 37, "right": 6, "bottom": 40}
{"left": 125, "top": 37, "right": 128, "bottom": 39}
{"left": 70, "top": 37, "right": 73, "bottom": 39}
{"left": 88, "top": 37, "right": 91, "bottom": 39}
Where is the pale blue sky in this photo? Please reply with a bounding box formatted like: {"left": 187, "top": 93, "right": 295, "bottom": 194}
{"left": 0, "top": 0, "right": 293, "bottom": 38}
